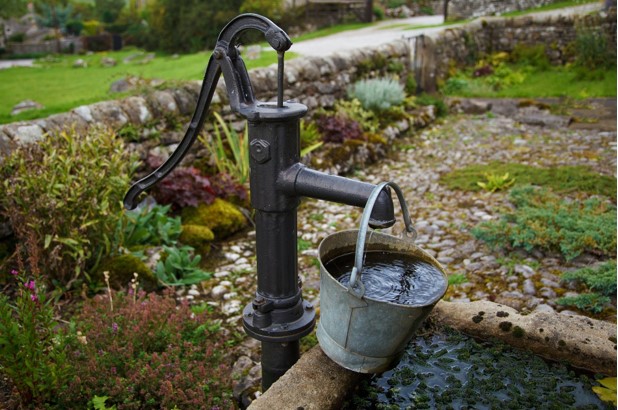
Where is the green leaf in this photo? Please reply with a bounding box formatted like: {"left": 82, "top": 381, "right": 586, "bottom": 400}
{"left": 44, "top": 234, "right": 52, "bottom": 249}
{"left": 593, "top": 377, "right": 617, "bottom": 405}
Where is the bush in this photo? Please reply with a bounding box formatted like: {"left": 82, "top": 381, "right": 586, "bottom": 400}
{"left": 511, "top": 44, "right": 551, "bottom": 71}
{"left": 0, "top": 269, "right": 70, "bottom": 407}
{"left": 561, "top": 260, "right": 617, "bottom": 297}
{"left": 472, "top": 186, "right": 617, "bottom": 261}
{"left": 0, "top": 128, "right": 137, "bottom": 288}
{"left": 315, "top": 114, "right": 365, "bottom": 143}
{"left": 574, "top": 27, "right": 615, "bottom": 71}
{"left": 58, "top": 290, "right": 233, "bottom": 409}
{"left": 118, "top": 204, "right": 182, "bottom": 249}
{"left": 347, "top": 78, "right": 406, "bottom": 112}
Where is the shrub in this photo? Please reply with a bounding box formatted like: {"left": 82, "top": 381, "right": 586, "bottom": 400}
{"left": 0, "top": 128, "right": 137, "bottom": 288}
{"left": 347, "top": 78, "right": 406, "bottom": 112}
{"left": 511, "top": 44, "right": 551, "bottom": 71}
{"left": 561, "top": 260, "right": 617, "bottom": 297}
{"left": 315, "top": 114, "right": 365, "bottom": 144}
{"left": 574, "top": 27, "right": 615, "bottom": 72}
{"left": 59, "top": 290, "right": 233, "bottom": 409}
{"left": 147, "top": 155, "right": 217, "bottom": 210}
{"left": 557, "top": 293, "right": 610, "bottom": 314}
{"left": 333, "top": 99, "right": 380, "bottom": 133}
{"left": 0, "top": 269, "right": 70, "bottom": 407}
{"left": 472, "top": 186, "right": 616, "bottom": 261}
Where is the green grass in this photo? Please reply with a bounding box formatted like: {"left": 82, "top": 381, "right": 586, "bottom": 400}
{"left": 444, "top": 66, "right": 616, "bottom": 99}
{"left": 441, "top": 162, "right": 617, "bottom": 201}
{"left": 501, "top": 0, "right": 598, "bottom": 17}
{"left": 0, "top": 48, "right": 295, "bottom": 124}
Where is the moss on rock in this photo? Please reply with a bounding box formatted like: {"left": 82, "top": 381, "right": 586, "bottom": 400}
{"left": 179, "top": 224, "right": 215, "bottom": 255}
{"left": 95, "top": 253, "right": 158, "bottom": 290}
{"left": 181, "top": 198, "right": 247, "bottom": 239}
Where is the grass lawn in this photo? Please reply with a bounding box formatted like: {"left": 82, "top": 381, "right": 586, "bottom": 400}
{"left": 444, "top": 66, "right": 616, "bottom": 99}
{"left": 0, "top": 48, "right": 295, "bottom": 124}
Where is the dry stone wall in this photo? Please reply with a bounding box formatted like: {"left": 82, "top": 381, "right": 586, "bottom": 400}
{"left": 423, "top": 9, "right": 616, "bottom": 90}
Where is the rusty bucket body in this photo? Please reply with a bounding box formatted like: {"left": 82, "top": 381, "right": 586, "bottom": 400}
{"left": 316, "top": 229, "right": 447, "bottom": 373}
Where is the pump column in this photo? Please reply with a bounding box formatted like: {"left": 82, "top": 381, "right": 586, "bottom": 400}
{"left": 241, "top": 102, "right": 315, "bottom": 391}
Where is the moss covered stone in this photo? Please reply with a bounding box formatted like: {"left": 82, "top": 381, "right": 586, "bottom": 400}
{"left": 95, "top": 253, "right": 158, "bottom": 290}
{"left": 181, "top": 198, "right": 247, "bottom": 239}
{"left": 179, "top": 224, "right": 215, "bottom": 255}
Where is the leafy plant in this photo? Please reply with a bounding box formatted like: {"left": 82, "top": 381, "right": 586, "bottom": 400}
{"left": 472, "top": 186, "right": 616, "bottom": 261}
{"left": 199, "top": 112, "right": 249, "bottom": 186}
{"left": 347, "top": 77, "right": 405, "bottom": 112}
{"left": 147, "top": 155, "right": 217, "bottom": 210}
{"left": 556, "top": 293, "right": 610, "bottom": 314}
{"left": 476, "top": 172, "right": 515, "bottom": 192}
{"left": 333, "top": 99, "right": 380, "bottom": 133}
{"left": 0, "top": 269, "right": 70, "bottom": 407}
{"left": 574, "top": 26, "right": 615, "bottom": 72}
{"left": 118, "top": 204, "right": 182, "bottom": 249}
{"left": 300, "top": 120, "right": 324, "bottom": 157}
{"left": 155, "top": 245, "right": 212, "bottom": 286}
{"left": 511, "top": 44, "right": 550, "bottom": 71}
{"left": 448, "top": 273, "right": 468, "bottom": 286}
{"left": 59, "top": 289, "right": 233, "bottom": 409}
{"left": 0, "top": 127, "right": 137, "bottom": 288}
{"left": 315, "top": 114, "right": 365, "bottom": 143}
{"left": 561, "top": 260, "right": 617, "bottom": 297}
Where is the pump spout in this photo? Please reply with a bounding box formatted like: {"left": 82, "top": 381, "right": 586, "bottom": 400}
{"left": 279, "top": 165, "right": 396, "bottom": 229}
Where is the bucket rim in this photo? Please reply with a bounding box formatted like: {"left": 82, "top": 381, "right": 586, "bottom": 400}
{"left": 318, "top": 229, "right": 448, "bottom": 308}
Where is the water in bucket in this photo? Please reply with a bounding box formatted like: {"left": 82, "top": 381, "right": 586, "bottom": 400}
{"left": 325, "top": 251, "right": 446, "bottom": 306}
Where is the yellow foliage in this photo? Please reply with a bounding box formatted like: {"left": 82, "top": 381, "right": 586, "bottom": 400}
{"left": 592, "top": 377, "right": 617, "bottom": 405}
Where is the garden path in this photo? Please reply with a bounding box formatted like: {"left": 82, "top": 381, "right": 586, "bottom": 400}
{"left": 290, "top": 3, "right": 602, "bottom": 57}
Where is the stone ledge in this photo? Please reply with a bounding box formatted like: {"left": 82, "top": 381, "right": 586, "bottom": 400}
{"left": 249, "top": 299, "right": 616, "bottom": 409}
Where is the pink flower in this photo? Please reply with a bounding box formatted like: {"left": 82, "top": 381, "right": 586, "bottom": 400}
{"left": 10, "top": 269, "right": 18, "bottom": 276}
{"left": 112, "top": 322, "right": 118, "bottom": 333}
{"left": 25, "top": 280, "right": 36, "bottom": 291}
{"left": 30, "top": 294, "right": 38, "bottom": 302}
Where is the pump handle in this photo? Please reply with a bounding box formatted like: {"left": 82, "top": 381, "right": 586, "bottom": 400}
{"left": 124, "top": 14, "right": 291, "bottom": 210}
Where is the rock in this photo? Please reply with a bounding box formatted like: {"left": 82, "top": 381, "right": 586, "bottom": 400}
{"left": 11, "top": 100, "right": 45, "bottom": 116}
{"left": 101, "top": 57, "right": 117, "bottom": 67}
{"left": 523, "top": 279, "right": 536, "bottom": 295}
{"left": 459, "top": 99, "right": 492, "bottom": 114}
{"left": 109, "top": 78, "right": 131, "bottom": 93}
{"left": 431, "top": 300, "right": 617, "bottom": 376}
{"left": 73, "top": 58, "right": 87, "bottom": 68}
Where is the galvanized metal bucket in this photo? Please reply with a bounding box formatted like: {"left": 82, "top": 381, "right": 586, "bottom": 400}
{"left": 316, "top": 182, "right": 448, "bottom": 373}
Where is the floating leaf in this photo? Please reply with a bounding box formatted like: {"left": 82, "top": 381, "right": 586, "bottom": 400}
{"left": 592, "top": 377, "right": 617, "bottom": 405}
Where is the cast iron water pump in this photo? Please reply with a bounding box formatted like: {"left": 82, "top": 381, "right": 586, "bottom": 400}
{"left": 124, "top": 14, "right": 397, "bottom": 390}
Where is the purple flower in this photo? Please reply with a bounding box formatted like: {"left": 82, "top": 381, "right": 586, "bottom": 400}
{"left": 25, "top": 280, "right": 36, "bottom": 291}
{"left": 30, "top": 294, "right": 38, "bottom": 302}
{"left": 112, "top": 322, "right": 118, "bottom": 333}
{"left": 10, "top": 269, "right": 18, "bottom": 276}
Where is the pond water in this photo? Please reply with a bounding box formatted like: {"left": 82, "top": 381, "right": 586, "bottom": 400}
{"left": 344, "top": 329, "right": 612, "bottom": 409}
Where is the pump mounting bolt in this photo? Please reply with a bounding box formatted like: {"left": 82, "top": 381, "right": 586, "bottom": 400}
{"left": 250, "top": 139, "right": 271, "bottom": 163}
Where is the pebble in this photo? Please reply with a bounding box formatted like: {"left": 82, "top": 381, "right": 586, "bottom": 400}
{"left": 211, "top": 285, "right": 228, "bottom": 299}
{"left": 515, "top": 264, "right": 536, "bottom": 278}
{"left": 534, "top": 304, "right": 555, "bottom": 313}
{"left": 523, "top": 279, "right": 536, "bottom": 295}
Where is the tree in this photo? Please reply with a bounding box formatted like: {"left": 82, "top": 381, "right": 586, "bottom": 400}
{"left": 0, "top": 0, "right": 28, "bottom": 19}
{"left": 94, "top": 0, "right": 126, "bottom": 24}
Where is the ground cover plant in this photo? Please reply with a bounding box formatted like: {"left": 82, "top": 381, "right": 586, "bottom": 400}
{"left": 471, "top": 186, "right": 616, "bottom": 261}
{"left": 441, "top": 162, "right": 617, "bottom": 201}
{"left": 558, "top": 260, "right": 617, "bottom": 313}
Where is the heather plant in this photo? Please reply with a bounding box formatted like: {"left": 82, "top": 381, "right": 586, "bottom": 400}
{"left": 472, "top": 186, "right": 616, "bottom": 261}
{"left": 347, "top": 77, "right": 405, "bottom": 112}
{"left": 59, "top": 289, "right": 233, "bottom": 409}
{"left": 0, "top": 269, "right": 70, "bottom": 407}
{"left": 0, "top": 127, "right": 137, "bottom": 288}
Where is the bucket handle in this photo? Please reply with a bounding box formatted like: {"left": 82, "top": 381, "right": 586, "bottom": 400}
{"left": 348, "top": 182, "right": 417, "bottom": 297}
